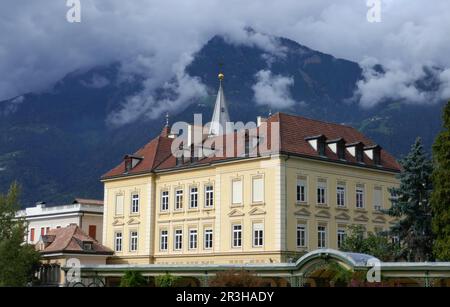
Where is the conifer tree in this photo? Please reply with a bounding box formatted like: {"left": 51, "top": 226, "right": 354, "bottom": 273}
{"left": 386, "top": 138, "right": 434, "bottom": 261}
{"left": 431, "top": 101, "right": 450, "bottom": 260}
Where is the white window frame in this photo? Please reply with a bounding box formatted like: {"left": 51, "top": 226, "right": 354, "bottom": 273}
{"left": 205, "top": 185, "right": 214, "bottom": 208}
{"left": 161, "top": 190, "right": 169, "bottom": 212}
{"left": 252, "top": 223, "right": 264, "bottom": 247}
{"left": 131, "top": 193, "right": 139, "bottom": 214}
{"left": 174, "top": 229, "right": 183, "bottom": 250}
{"left": 160, "top": 229, "right": 168, "bottom": 251}
{"left": 317, "top": 180, "right": 327, "bottom": 205}
{"left": 114, "top": 232, "right": 122, "bottom": 252}
{"left": 232, "top": 224, "right": 242, "bottom": 248}
{"left": 188, "top": 229, "right": 198, "bottom": 250}
{"left": 175, "top": 189, "right": 183, "bottom": 210}
{"left": 204, "top": 228, "right": 213, "bottom": 250}
{"left": 337, "top": 228, "right": 346, "bottom": 249}
{"left": 356, "top": 185, "right": 365, "bottom": 209}
{"left": 317, "top": 225, "right": 327, "bottom": 248}
{"left": 296, "top": 223, "right": 307, "bottom": 248}
{"left": 296, "top": 177, "right": 307, "bottom": 203}
{"left": 336, "top": 184, "right": 346, "bottom": 207}
{"left": 129, "top": 231, "right": 138, "bottom": 252}
{"left": 189, "top": 186, "right": 198, "bottom": 209}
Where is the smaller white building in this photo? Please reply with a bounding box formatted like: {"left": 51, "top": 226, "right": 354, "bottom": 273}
{"left": 16, "top": 198, "right": 104, "bottom": 244}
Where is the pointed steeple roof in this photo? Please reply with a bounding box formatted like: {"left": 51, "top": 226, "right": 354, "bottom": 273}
{"left": 209, "top": 72, "right": 232, "bottom": 136}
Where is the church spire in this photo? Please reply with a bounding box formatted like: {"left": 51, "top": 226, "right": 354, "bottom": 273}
{"left": 209, "top": 71, "right": 232, "bottom": 136}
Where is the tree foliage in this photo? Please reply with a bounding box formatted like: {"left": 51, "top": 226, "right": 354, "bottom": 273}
{"left": 340, "top": 225, "right": 400, "bottom": 261}
{"left": 0, "top": 182, "right": 41, "bottom": 286}
{"left": 431, "top": 101, "right": 450, "bottom": 260}
{"left": 385, "top": 138, "right": 434, "bottom": 261}
{"left": 119, "top": 271, "right": 148, "bottom": 287}
{"left": 155, "top": 273, "right": 179, "bottom": 287}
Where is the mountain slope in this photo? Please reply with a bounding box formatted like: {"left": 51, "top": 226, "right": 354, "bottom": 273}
{"left": 0, "top": 35, "right": 445, "bottom": 206}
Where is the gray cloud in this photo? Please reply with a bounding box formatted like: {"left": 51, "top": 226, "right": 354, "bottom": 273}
{"left": 0, "top": 0, "right": 449, "bottom": 120}
{"left": 252, "top": 70, "right": 295, "bottom": 109}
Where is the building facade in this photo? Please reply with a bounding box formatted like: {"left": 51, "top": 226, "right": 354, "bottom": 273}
{"left": 101, "top": 74, "right": 400, "bottom": 265}
{"left": 17, "top": 198, "right": 104, "bottom": 244}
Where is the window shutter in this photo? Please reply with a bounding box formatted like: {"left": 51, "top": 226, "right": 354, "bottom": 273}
{"left": 252, "top": 177, "right": 264, "bottom": 202}
{"left": 115, "top": 195, "right": 124, "bottom": 215}
{"left": 374, "top": 187, "right": 382, "bottom": 208}
{"left": 232, "top": 180, "right": 242, "bottom": 204}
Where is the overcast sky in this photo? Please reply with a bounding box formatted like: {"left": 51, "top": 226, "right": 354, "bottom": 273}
{"left": 1, "top": 0, "right": 449, "bottom": 122}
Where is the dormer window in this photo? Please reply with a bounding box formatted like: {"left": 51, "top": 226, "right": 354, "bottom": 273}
{"left": 305, "top": 135, "right": 327, "bottom": 157}
{"left": 82, "top": 241, "right": 93, "bottom": 251}
{"left": 346, "top": 142, "right": 365, "bottom": 163}
{"left": 124, "top": 155, "right": 143, "bottom": 173}
{"left": 327, "top": 138, "right": 346, "bottom": 160}
{"left": 364, "top": 145, "right": 382, "bottom": 166}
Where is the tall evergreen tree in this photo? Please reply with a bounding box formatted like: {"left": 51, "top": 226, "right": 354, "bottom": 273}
{"left": 431, "top": 101, "right": 450, "bottom": 260}
{"left": 386, "top": 138, "right": 434, "bottom": 261}
{"left": 0, "top": 182, "right": 41, "bottom": 286}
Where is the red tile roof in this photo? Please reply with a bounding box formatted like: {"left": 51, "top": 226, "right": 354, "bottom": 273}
{"left": 102, "top": 112, "right": 400, "bottom": 179}
{"left": 38, "top": 224, "right": 113, "bottom": 255}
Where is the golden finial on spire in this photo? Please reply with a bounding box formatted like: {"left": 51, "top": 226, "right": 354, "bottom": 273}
{"left": 218, "top": 61, "right": 224, "bottom": 81}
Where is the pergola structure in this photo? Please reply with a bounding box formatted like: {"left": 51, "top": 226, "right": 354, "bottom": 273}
{"left": 64, "top": 249, "right": 450, "bottom": 287}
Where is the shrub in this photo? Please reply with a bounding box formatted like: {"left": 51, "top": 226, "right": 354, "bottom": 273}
{"left": 119, "top": 271, "right": 148, "bottom": 287}
{"left": 155, "top": 273, "right": 179, "bottom": 287}
{"left": 209, "top": 270, "right": 263, "bottom": 287}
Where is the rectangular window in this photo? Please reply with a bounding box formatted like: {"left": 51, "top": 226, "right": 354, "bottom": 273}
{"left": 131, "top": 194, "right": 139, "bottom": 213}
{"left": 189, "top": 229, "right": 198, "bottom": 250}
{"left": 46, "top": 227, "right": 50, "bottom": 234}
{"left": 175, "top": 189, "right": 183, "bottom": 210}
{"left": 296, "top": 224, "right": 307, "bottom": 247}
{"left": 40, "top": 227, "right": 45, "bottom": 237}
{"left": 160, "top": 230, "right": 168, "bottom": 251}
{"left": 205, "top": 185, "right": 214, "bottom": 208}
{"left": 115, "top": 194, "right": 124, "bottom": 215}
{"left": 189, "top": 187, "right": 198, "bottom": 209}
{"left": 373, "top": 187, "right": 383, "bottom": 211}
{"left": 337, "top": 229, "right": 346, "bottom": 249}
{"left": 232, "top": 224, "right": 242, "bottom": 248}
{"left": 318, "top": 225, "right": 327, "bottom": 248}
{"left": 115, "top": 232, "right": 122, "bottom": 252}
{"left": 232, "top": 180, "right": 242, "bottom": 204}
{"left": 204, "top": 229, "right": 213, "bottom": 249}
{"left": 88, "top": 225, "right": 96, "bottom": 239}
{"left": 317, "top": 180, "right": 327, "bottom": 204}
{"left": 356, "top": 185, "right": 365, "bottom": 208}
{"left": 296, "top": 177, "right": 307, "bottom": 203}
{"left": 252, "top": 177, "right": 264, "bottom": 203}
{"left": 30, "top": 228, "right": 35, "bottom": 242}
{"left": 337, "top": 184, "right": 346, "bottom": 207}
{"left": 130, "top": 231, "right": 138, "bottom": 252}
{"left": 252, "top": 223, "right": 264, "bottom": 247}
{"left": 174, "top": 229, "right": 183, "bottom": 250}
{"left": 161, "top": 190, "right": 169, "bottom": 211}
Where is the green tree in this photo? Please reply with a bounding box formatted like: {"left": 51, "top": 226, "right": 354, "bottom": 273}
{"left": 0, "top": 182, "right": 41, "bottom": 286}
{"left": 119, "top": 271, "right": 148, "bottom": 287}
{"left": 155, "top": 273, "right": 179, "bottom": 287}
{"left": 340, "top": 225, "right": 400, "bottom": 261}
{"left": 431, "top": 101, "right": 450, "bottom": 260}
{"left": 385, "top": 138, "right": 434, "bottom": 261}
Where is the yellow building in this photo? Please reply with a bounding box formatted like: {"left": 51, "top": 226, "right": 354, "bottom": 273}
{"left": 101, "top": 74, "right": 400, "bottom": 265}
